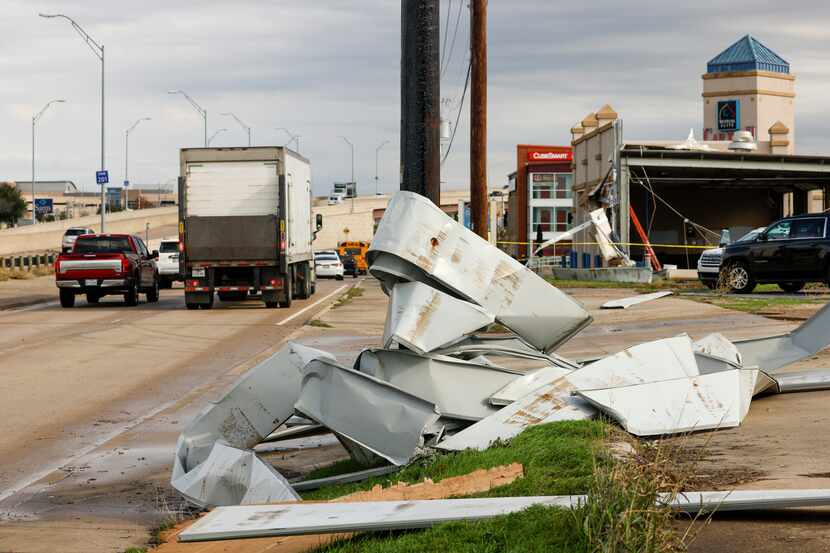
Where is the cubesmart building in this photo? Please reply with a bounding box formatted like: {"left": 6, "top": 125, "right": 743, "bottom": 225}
{"left": 505, "top": 145, "right": 574, "bottom": 260}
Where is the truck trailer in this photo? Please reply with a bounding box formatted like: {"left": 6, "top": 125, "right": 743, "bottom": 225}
{"left": 178, "top": 147, "right": 321, "bottom": 310}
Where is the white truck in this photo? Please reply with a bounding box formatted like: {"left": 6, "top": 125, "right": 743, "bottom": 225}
{"left": 178, "top": 147, "right": 322, "bottom": 309}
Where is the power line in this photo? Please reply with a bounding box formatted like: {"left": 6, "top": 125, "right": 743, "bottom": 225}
{"left": 441, "top": 0, "right": 465, "bottom": 78}
{"left": 441, "top": 58, "right": 471, "bottom": 166}
{"left": 440, "top": 0, "right": 453, "bottom": 70}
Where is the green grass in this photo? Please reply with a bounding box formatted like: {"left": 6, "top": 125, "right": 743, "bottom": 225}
{"left": 303, "top": 421, "right": 605, "bottom": 502}
{"left": 332, "top": 286, "right": 365, "bottom": 309}
{"left": 545, "top": 278, "right": 703, "bottom": 293}
{"left": 692, "top": 295, "right": 825, "bottom": 314}
{"left": 123, "top": 549, "right": 147, "bottom": 553}
{"left": 308, "top": 318, "right": 334, "bottom": 328}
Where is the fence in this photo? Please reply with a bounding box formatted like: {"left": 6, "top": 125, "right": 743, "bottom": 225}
{"left": 0, "top": 251, "right": 58, "bottom": 271}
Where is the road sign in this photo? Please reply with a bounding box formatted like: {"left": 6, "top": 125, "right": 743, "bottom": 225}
{"left": 123, "top": 180, "right": 130, "bottom": 187}
{"left": 34, "top": 198, "right": 53, "bottom": 215}
{"left": 96, "top": 170, "right": 109, "bottom": 185}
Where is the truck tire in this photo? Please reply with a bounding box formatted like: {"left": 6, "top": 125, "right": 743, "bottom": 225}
{"left": 60, "top": 290, "right": 75, "bottom": 308}
{"left": 297, "top": 263, "right": 312, "bottom": 300}
{"left": 186, "top": 303, "right": 199, "bottom": 310}
{"left": 146, "top": 276, "right": 160, "bottom": 303}
{"left": 124, "top": 281, "right": 139, "bottom": 306}
{"left": 199, "top": 293, "right": 215, "bottom": 310}
{"left": 722, "top": 261, "right": 756, "bottom": 294}
{"left": 279, "top": 272, "right": 293, "bottom": 308}
{"left": 265, "top": 300, "right": 279, "bottom": 308}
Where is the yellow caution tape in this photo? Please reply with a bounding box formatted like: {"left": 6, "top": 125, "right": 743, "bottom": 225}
{"left": 496, "top": 241, "right": 717, "bottom": 250}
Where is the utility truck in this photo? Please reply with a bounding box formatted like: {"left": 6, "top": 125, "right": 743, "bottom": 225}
{"left": 178, "top": 147, "right": 321, "bottom": 310}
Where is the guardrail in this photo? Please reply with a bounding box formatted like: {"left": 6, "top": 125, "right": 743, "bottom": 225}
{"left": 0, "top": 251, "right": 58, "bottom": 271}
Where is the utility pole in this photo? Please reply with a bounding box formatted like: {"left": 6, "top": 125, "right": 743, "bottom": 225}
{"left": 470, "top": 0, "right": 488, "bottom": 239}
{"left": 400, "top": 0, "right": 440, "bottom": 204}
{"left": 125, "top": 117, "right": 151, "bottom": 211}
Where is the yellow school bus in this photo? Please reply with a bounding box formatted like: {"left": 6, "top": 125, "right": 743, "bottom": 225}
{"left": 337, "top": 241, "right": 370, "bottom": 274}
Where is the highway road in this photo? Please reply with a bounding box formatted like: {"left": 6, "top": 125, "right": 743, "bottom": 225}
{"left": 0, "top": 278, "right": 353, "bottom": 552}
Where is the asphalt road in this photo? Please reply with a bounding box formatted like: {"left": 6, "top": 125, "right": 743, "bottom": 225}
{"left": 0, "top": 277, "right": 352, "bottom": 552}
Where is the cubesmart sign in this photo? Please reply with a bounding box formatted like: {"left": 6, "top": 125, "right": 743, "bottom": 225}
{"left": 717, "top": 100, "right": 740, "bottom": 133}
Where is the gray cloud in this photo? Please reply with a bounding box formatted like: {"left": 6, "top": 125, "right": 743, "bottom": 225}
{"left": 1, "top": 0, "right": 828, "bottom": 197}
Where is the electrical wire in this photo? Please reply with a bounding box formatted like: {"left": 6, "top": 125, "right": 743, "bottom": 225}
{"left": 630, "top": 175, "right": 722, "bottom": 240}
{"left": 441, "top": 58, "right": 471, "bottom": 166}
{"left": 440, "top": 0, "right": 453, "bottom": 71}
{"left": 441, "top": 0, "right": 465, "bottom": 78}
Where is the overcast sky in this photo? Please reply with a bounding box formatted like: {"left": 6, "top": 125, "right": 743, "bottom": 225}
{"left": 2, "top": 1, "right": 829, "bottom": 196}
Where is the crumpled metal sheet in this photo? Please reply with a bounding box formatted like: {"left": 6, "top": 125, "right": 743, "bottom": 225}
{"left": 356, "top": 349, "right": 520, "bottom": 421}
{"left": 439, "top": 336, "right": 714, "bottom": 450}
{"left": 433, "top": 335, "right": 581, "bottom": 370}
{"left": 383, "top": 282, "right": 495, "bottom": 355}
{"left": 600, "top": 290, "right": 673, "bottom": 309}
{"left": 487, "top": 365, "right": 573, "bottom": 407}
{"left": 294, "top": 359, "right": 440, "bottom": 466}
{"left": 773, "top": 369, "right": 830, "bottom": 394}
{"left": 576, "top": 368, "right": 759, "bottom": 437}
{"left": 171, "top": 343, "right": 334, "bottom": 506}
{"left": 178, "top": 496, "right": 583, "bottom": 541}
{"left": 734, "top": 301, "right": 830, "bottom": 373}
{"left": 368, "top": 191, "right": 592, "bottom": 352}
{"left": 694, "top": 333, "right": 742, "bottom": 367}
{"left": 172, "top": 442, "right": 299, "bottom": 508}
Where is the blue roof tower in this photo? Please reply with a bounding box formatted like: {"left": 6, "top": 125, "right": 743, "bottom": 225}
{"left": 707, "top": 35, "right": 789, "bottom": 74}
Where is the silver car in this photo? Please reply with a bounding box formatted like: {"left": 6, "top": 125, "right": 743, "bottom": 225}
{"left": 61, "top": 227, "right": 95, "bottom": 253}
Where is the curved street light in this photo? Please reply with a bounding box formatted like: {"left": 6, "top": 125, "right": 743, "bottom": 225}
{"left": 168, "top": 90, "right": 207, "bottom": 147}
{"left": 208, "top": 128, "right": 229, "bottom": 146}
{"left": 275, "top": 127, "right": 300, "bottom": 153}
{"left": 125, "top": 117, "right": 151, "bottom": 211}
{"left": 221, "top": 112, "right": 252, "bottom": 146}
{"left": 31, "top": 99, "right": 66, "bottom": 224}
{"left": 39, "top": 13, "right": 106, "bottom": 229}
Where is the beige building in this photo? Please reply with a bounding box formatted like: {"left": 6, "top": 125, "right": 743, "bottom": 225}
{"left": 702, "top": 35, "right": 795, "bottom": 154}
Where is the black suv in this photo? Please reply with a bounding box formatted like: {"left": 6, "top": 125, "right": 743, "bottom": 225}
{"left": 720, "top": 213, "right": 830, "bottom": 293}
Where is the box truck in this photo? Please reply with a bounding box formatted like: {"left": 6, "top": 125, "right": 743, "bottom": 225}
{"left": 178, "top": 147, "right": 321, "bottom": 309}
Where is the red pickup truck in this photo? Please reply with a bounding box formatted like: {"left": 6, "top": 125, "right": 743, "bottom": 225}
{"left": 55, "top": 234, "right": 160, "bottom": 308}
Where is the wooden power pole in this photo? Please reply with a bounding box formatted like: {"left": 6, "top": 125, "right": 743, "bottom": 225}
{"left": 470, "top": 0, "right": 488, "bottom": 239}
{"left": 400, "top": 0, "right": 441, "bottom": 204}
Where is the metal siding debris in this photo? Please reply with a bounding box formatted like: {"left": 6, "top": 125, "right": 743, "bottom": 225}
{"left": 576, "top": 369, "right": 759, "bottom": 437}
{"left": 291, "top": 466, "right": 400, "bottom": 492}
{"left": 734, "top": 301, "right": 830, "bottom": 372}
{"left": 488, "top": 365, "right": 573, "bottom": 406}
{"left": 600, "top": 291, "right": 673, "bottom": 310}
{"left": 172, "top": 442, "right": 299, "bottom": 508}
{"left": 670, "top": 489, "right": 830, "bottom": 513}
{"left": 774, "top": 369, "right": 830, "bottom": 393}
{"left": 368, "top": 191, "right": 592, "bottom": 352}
{"left": 294, "top": 359, "right": 440, "bottom": 466}
{"left": 383, "top": 282, "right": 495, "bottom": 355}
{"left": 178, "top": 496, "right": 582, "bottom": 542}
{"left": 171, "top": 343, "right": 334, "bottom": 506}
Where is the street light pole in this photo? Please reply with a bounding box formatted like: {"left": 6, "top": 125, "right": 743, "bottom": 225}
{"left": 208, "top": 128, "right": 229, "bottom": 146}
{"left": 221, "top": 112, "right": 252, "bottom": 146}
{"left": 125, "top": 117, "right": 151, "bottom": 211}
{"left": 375, "top": 140, "right": 389, "bottom": 196}
{"left": 31, "top": 99, "right": 66, "bottom": 224}
{"left": 339, "top": 136, "right": 354, "bottom": 185}
{"left": 39, "top": 13, "right": 106, "bottom": 230}
{"left": 168, "top": 90, "right": 207, "bottom": 147}
{"left": 275, "top": 128, "right": 300, "bottom": 153}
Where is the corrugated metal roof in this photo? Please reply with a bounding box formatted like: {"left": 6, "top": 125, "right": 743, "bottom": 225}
{"left": 707, "top": 35, "right": 789, "bottom": 74}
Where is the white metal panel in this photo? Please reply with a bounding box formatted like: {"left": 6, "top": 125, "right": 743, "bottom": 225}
{"left": 178, "top": 496, "right": 581, "bottom": 541}
{"left": 284, "top": 154, "right": 313, "bottom": 260}
{"left": 186, "top": 161, "right": 279, "bottom": 217}
{"left": 600, "top": 290, "right": 673, "bottom": 309}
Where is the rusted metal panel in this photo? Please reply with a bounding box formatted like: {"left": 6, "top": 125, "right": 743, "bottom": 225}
{"left": 294, "top": 359, "right": 440, "bottom": 466}
{"left": 383, "top": 282, "right": 495, "bottom": 355}
{"left": 369, "top": 192, "right": 592, "bottom": 352}
{"left": 356, "top": 349, "right": 520, "bottom": 421}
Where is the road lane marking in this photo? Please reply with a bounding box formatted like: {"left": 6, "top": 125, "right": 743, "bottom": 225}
{"left": 277, "top": 284, "right": 348, "bottom": 326}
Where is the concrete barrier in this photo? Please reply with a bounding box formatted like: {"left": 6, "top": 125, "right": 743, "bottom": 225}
{"left": 0, "top": 207, "right": 178, "bottom": 256}
{"left": 0, "top": 252, "right": 58, "bottom": 271}
{"left": 546, "top": 267, "right": 653, "bottom": 284}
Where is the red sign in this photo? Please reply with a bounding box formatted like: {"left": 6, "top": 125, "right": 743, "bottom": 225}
{"left": 527, "top": 150, "right": 572, "bottom": 162}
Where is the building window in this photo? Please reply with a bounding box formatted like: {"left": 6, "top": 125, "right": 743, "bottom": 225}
{"left": 531, "top": 172, "right": 572, "bottom": 199}
{"left": 532, "top": 207, "right": 572, "bottom": 233}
